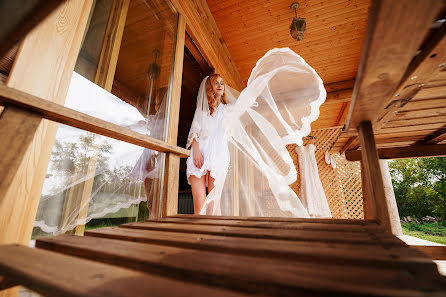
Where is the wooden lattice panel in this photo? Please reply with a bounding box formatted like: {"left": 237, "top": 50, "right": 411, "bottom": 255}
{"left": 287, "top": 128, "right": 363, "bottom": 219}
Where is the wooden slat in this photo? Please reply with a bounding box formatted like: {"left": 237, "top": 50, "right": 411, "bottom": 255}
{"left": 84, "top": 227, "right": 435, "bottom": 271}
{"left": 0, "top": 244, "right": 243, "bottom": 297}
{"left": 0, "top": 107, "right": 41, "bottom": 200}
{"left": 412, "top": 246, "right": 446, "bottom": 261}
{"left": 418, "top": 127, "right": 446, "bottom": 145}
{"left": 147, "top": 217, "right": 383, "bottom": 233}
{"left": 0, "top": 84, "right": 190, "bottom": 158}
{"left": 35, "top": 234, "right": 446, "bottom": 297}
{"left": 120, "top": 221, "right": 402, "bottom": 246}
{"left": 346, "top": 143, "right": 446, "bottom": 161}
{"left": 170, "top": 213, "right": 376, "bottom": 225}
{"left": 344, "top": 0, "right": 444, "bottom": 131}
{"left": 0, "top": 0, "right": 63, "bottom": 57}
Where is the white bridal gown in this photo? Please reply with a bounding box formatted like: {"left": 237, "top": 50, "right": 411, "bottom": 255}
{"left": 187, "top": 48, "right": 327, "bottom": 217}
{"left": 296, "top": 144, "right": 332, "bottom": 218}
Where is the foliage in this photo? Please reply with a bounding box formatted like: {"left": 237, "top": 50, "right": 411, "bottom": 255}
{"left": 389, "top": 157, "right": 446, "bottom": 219}
{"left": 401, "top": 222, "right": 446, "bottom": 245}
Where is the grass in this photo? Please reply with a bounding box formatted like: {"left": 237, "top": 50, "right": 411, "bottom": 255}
{"left": 401, "top": 221, "right": 446, "bottom": 245}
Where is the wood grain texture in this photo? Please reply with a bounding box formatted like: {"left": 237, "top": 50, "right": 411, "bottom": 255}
{"left": 35, "top": 234, "right": 443, "bottom": 297}
{"left": 170, "top": 0, "right": 244, "bottom": 90}
{"left": 0, "top": 84, "right": 190, "bottom": 157}
{"left": 0, "top": 244, "right": 245, "bottom": 297}
{"left": 346, "top": 143, "right": 446, "bottom": 161}
{"left": 412, "top": 245, "right": 446, "bottom": 261}
{"left": 161, "top": 153, "right": 180, "bottom": 217}
{"left": 344, "top": 0, "right": 444, "bottom": 131}
{"left": 84, "top": 226, "right": 432, "bottom": 270}
{"left": 94, "top": 0, "right": 130, "bottom": 92}
{"left": 120, "top": 221, "right": 402, "bottom": 246}
{"left": 0, "top": 0, "right": 63, "bottom": 57}
{"left": 358, "top": 121, "right": 392, "bottom": 232}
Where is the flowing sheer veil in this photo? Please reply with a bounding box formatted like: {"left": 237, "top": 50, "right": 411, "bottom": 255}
{"left": 200, "top": 48, "right": 326, "bottom": 217}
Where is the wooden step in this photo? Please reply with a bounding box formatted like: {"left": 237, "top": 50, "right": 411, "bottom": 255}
{"left": 120, "top": 221, "right": 402, "bottom": 246}
{"left": 1, "top": 217, "right": 445, "bottom": 297}
{"left": 0, "top": 244, "right": 247, "bottom": 297}
{"left": 145, "top": 217, "right": 384, "bottom": 232}
{"left": 36, "top": 235, "right": 445, "bottom": 297}
{"left": 85, "top": 226, "right": 436, "bottom": 271}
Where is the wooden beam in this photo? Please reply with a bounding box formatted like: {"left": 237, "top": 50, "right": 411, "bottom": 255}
{"left": 360, "top": 160, "right": 375, "bottom": 220}
{"left": 379, "top": 160, "right": 402, "bottom": 236}
{"left": 417, "top": 127, "right": 446, "bottom": 145}
{"left": 0, "top": 2, "right": 93, "bottom": 297}
{"left": 344, "top": 0, "right": 444, "bottom": 131}
{"left": 161, "top": 14, "right": 186, "bottom": 218}
{"left": 346, "top": 143, "right": 446, "bottom": 161}
{"left": 411, "top": 245, "right": 446, "bottom": 260}
{"left": 324, "top": 79, "right": 355, "bottom": 93}
{"left": 0, "top": 0, "right": 63, "bottom": 57}
{"left": 358, "top": 121, "right": 392, "bottom": 232}
{"left": 170, "top": 0, "right": 243, "bottom": 90}
{"left": 94, "top": 0, "right": 130, "bottom": 91}
{"left": 0, "top": 84, "right": 190, "bottom": 157}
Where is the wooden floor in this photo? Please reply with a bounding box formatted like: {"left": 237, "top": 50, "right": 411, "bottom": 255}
{"left": 1, "top": 215, "right": 446, "bottom": 297}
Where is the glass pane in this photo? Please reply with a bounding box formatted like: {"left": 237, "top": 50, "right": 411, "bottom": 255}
{"left": 33, "top": 0, "right": 178, "bottom": 237}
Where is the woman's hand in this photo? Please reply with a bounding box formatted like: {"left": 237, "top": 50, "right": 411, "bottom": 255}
{"left": 192, "top": 139, "right": 204, "bottom": 169}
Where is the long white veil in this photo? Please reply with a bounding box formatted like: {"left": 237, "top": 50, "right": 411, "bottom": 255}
{"left": 200, "top": 48, "right": 326, "bottom": 217}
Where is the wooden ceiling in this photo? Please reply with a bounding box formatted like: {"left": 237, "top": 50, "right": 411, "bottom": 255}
{"left": 205, "top": 0, "right": 370, "bottom": 131}
{"left": 206, "top": 0, "right": 370, "bottom": 86}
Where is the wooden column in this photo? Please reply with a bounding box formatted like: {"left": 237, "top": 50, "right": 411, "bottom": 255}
{"left": 379, "top": 160, "right": 403, "bottom": 235}
{"left": 360, "top": 160, "right": 375, "bottom": 220}
{"left": 161, "top": 14, "right": 185, "bottom": 217}
{"left": 0, "top": 2, "right": 93, "bottom": 297}
{"left": 74, "top": 0, "right": 130, "bottom": 235}
{"left": 357, "top": 121, "right": 392, "bottom": 232}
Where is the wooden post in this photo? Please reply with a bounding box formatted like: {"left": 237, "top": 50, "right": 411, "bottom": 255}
{"left": 360, "top": 160, "right": 375, "bottom": 220}
{"left": 0, "top": 2, "right": 93, "bottom": 296}
{"left": 74, "top": 0, "right": 130, "bottom": 235}
{"left": 160, "top": 14, "right": 185, "bottom": 218}
{"left": 357, "top": 121, "right": 392, "bottom": 232}
{"left": 379, "top": 160, "right": 403, "bottom": 235}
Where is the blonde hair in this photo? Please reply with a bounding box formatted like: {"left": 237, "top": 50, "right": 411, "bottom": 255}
{"left": 206, "top": 74, "right": 227, "bottom": 115}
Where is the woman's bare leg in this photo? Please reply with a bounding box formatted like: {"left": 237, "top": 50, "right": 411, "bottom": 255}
{"left": 190, "top": 174, "right": 207, "bottom": 214}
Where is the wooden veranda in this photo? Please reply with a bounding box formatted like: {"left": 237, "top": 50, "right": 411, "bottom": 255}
{"left": 0, "top": 0, "right": 446, "bottom": 296}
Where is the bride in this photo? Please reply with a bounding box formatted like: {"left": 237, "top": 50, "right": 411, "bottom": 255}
{"left": 185, "top": 48, "right": 326, "bottom": 217}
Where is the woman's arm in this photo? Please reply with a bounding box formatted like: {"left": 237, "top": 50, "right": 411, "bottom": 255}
{"left": 192, "top": 139, "right": 203, "bottom": 169}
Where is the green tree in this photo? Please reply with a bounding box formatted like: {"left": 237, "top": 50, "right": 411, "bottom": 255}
{"left": 389, "top": 157, "right": 446, "bottom": 219}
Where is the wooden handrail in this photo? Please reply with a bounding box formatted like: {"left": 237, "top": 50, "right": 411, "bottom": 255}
{"left": 0, "top": 84, "right": 190, "bottom": 158}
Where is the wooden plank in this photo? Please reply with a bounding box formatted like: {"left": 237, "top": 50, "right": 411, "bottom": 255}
{"left": 0, "top": 276, "right": 16, "bottom": 291}
{"left": 346, "top": 143, "right": 446, "bottom": 161}
{"left": 161, "top": 153, "right": 180, "bottom": 217}
{"left": 358, "top": 121, "right": 392, "bottom": 232}
{"left": 324, "top": 79, "right": 355, "bottom": 92}
{"left": 411, "top": 246, "right": 446, "bottom": 261}
{"left": 85, "top": 227, "right": 434, "bottom": 271}
{"left": 147, "top": 217, "right": 383, "bottom": 233}
{"left": 159, "top": 14, "right": 186, "bottom": 218}
{"left": 35, "top": 234, "right": 446, "bottom": 296}
{"left": 94, "top": 0, "right": 130, "bottom": 91}
{"left": 0, "top": 84, "right": 190, "bottom": 158}
{"left": 170, "top": 0, "right": 243, "bottom": 90}
{"left": 120, "top": 221, "right": 402, "bottom": 246}
{"left": 171, "top": 213, "right": 377, "bottom": 225}
{"left": 0, "top": 0, "right": 63, "bottom": 57}
{"left": 417, "top": 127, "right": 446, "bottom": 145}
{"left": 0, "top": 244, "right": 243, "bottom": 297}
{"left": 0, "top": 107, "right": 41, "bottom": 200}
{"left": 344, "top": 0, "right": 444, "bottom": 131}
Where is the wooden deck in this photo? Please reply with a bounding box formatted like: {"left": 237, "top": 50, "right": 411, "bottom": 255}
{"left": 1, "top": 215, "right": 445, "bottom": 297}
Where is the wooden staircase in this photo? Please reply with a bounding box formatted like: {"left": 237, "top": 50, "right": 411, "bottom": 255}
{"left": 1, "top": 215, "right": 445, "bottom": 296}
